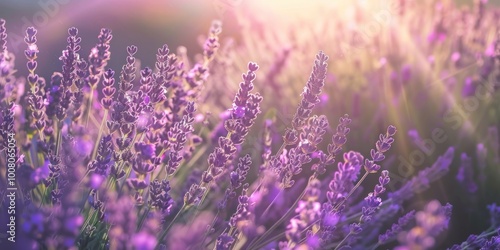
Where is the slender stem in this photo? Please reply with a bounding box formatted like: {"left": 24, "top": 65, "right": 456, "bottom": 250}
{"left": 78, "top": 170, "right": 90, "bottom": 186}
{"left": 247, "top": 181, "right": 308, "bottom": 249}
{"left": 249, "top": 142, "right": 287, "bottom": 200}
{"left": 91, "top": 109, "right": 108, "bottom": 161}
{"left": 39, "top": 185, "right": 47, "bottom": 208}
{"left": 55, "top": 120, "right": 63, "bottom": 156}
{"left": 85, "top": 87, "right": 95, "bottom": 128}
{"left": 334, "top": 171, "right": 369, "bottom": 211}
{"left": 137, "top": 205, "right": 151, "bottom": 232}
{"left": 275, "top": 143, "right": 286, "bottom": 158}
{"left": 79, "top": 209, "right": 96, "bottom": 237}
{"left": 118, "top": 162, "right": 133, "bottom": 193}
{"left": 251, "top": 222, "right": 308, "bottom": 250}
{"left": 301, "top": 171, "right": 376, "bottom": 246}
{"left": 229, "top": 232, "right": 242, "bottom": 250}
{"left": 371, "top": 242, "right": 381, "bottom": 250}
{"left": 199, "top": 210, "right": 220, "bottom": 248}
{"left": 250, "top": 176, "right": 264, "bottom": 196}
{"left": 156, "top": 204, "right": 186, "bottom": 249}
{"left": 260, "top": 188, "right": 283, "bottom": 219}
{"left": 333, "top": 232, "right": 352, "bottom": 250}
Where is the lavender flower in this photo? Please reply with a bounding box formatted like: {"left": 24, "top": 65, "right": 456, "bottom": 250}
{"left": 88, "top": 28, "right": 112, "bottom": 88}
{"left": 24, "top": 27, "right": 48, "bottom": 132}
{"left": 229, "top": 186, "right": 255, "bottom": 240}
{"left": 164, "top": 102, "right": 195, "bottom": 176}
{"left": 326, "top": 151, "right": 364, "bottom": 211}
{"left": 227, "top": 62, "right": 263, "bottom": 144}
{"left": 100, "top": 68, "right": 116, "bottom": 109}
{"left": 291, "top": 51, "right": 328, "bottom": 130}
{"left": 60, "top": 27, "right": 81, "bottom": 88}
{"left": 230, "top": 154, "right": 252, "bottom": 190}
{"left": 273, "top": 147, "right": 312, "bottom": 189}
{"left": 389, "top": 147, "right": 455, "bottom": 203}
{"left": 149, "top": 179, "right": 173, "bottom": 215}
{"left": 0, "top": 19, "right": 6, "bottom": 53}
{"left": 396, "top": 200, "right": 452, "bottom": 250}
{"left": 87, "top": 135, "right": 113, "bottom": 176}
{"left": 0, "top": 102, "right": 15, "bottom": 151}
{"left": 337, "top": 171, "right": 391, "bottom": 249}
{"left": 364, "top": 125, "right": 396, "bottom": 173}
{"left": 216, "top": 233, "right": 235, "bottom": 250}
{"left": 298, "top": 115, "right": 329, "bottom": 154}
{"left": 480, "top": 236, "right": 500, "bottom": 249}
{"left": 312, "top": 114, "right": 352, "bottom": 175}
{"left": 203, "top": 20, "right": 222, "bottom": 63}
{"left": 359, "top": 170, "right": 391, "bottom": 223}
{"left": 378, "top": 210, "right": 416, "bottom": 245}
{"left": 283, "top": 179, "right": 322, "bottom": 249}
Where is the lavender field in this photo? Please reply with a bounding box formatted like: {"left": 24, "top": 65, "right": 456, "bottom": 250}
{"left": 0, "top": 0, "right": 500, "bottom": 249}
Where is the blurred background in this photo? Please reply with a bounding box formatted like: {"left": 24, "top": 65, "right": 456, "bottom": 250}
{"left": 2, "top": 0, "right": 500, "bottom": 248}
{"left": 0, "top": 0, "right": 496, "bottom": 77}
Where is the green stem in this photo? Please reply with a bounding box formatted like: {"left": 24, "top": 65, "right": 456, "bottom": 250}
{"left": 199, "top": 210, "right": 220, "bottom": 248}
{"left": 55, "top": 120, "right": 62, "bottom": 156}
{"left": 260, "top": 188, "right": 283, "bottom": 219}
{"left": 155, "top": 204, "right": 186, "bottom": 249}
{"left": 137, "top": 205, "right": 151, "bottom": 232}
{"left": 247, "top": 181, "right": 308, "bottom": 249}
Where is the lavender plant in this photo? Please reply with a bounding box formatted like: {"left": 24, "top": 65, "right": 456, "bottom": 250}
{"left": 0, "top": 0, "right": 500, "bottom": 249}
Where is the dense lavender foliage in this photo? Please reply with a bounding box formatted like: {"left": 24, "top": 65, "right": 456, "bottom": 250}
{"left": 0, "top": 1, "right": 500, "bottom": 249}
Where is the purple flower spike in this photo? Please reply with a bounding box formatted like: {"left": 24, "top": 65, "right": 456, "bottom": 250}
{"left": 379, "top": 210, "right": 416, "bottom": 245}
{"left": 291, "top": 51, "right": 328, "bottom": 130}
{"left": 203, "top": 20, "right": 222, "bottom": 62}
{"left": 364, "top": 125, "right": 396, "bottom": 173}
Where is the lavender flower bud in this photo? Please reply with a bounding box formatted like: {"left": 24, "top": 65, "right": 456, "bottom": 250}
{"left": 364, "top": 125, "right": 396, "bottom": 173}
